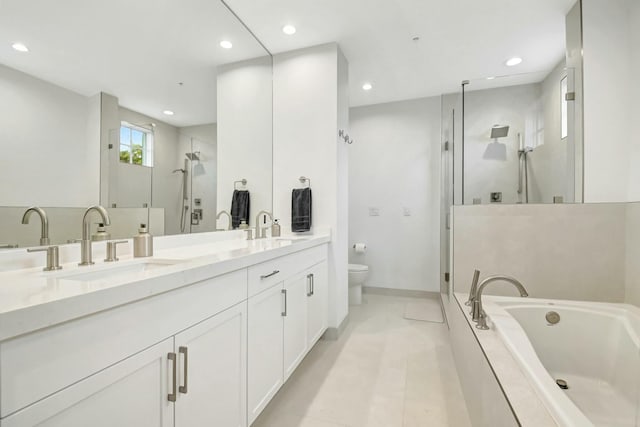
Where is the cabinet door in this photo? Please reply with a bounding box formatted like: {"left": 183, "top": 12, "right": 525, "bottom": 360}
{"left": 174, "top": 302, "right": 247, "bottom": 427}
{"left": 306, "top": 261, "right": 329, "bottom": 348}
{"left": 247, "top": 284, "right": 285, "bottom": 424}
{"left": 1, "top": 339, "right": 174, "bottom": 427}
{"left": 283, "top": 271, "right": 309, "bottom": 381}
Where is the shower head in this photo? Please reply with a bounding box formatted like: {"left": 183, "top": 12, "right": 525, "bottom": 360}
{"left": 490, "top": 125, "right": 509, "bottom": 139}
{"left": 185, "top": 152, "right": 200, "bottom": 161}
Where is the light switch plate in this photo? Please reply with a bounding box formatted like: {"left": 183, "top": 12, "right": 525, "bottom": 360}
{"left": 368, "top": 207, "right": 380, "bottom": 216}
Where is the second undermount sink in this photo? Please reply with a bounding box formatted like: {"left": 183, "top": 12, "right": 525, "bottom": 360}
{"left": 54, "top": 259, "right": 182, "bottom": 282}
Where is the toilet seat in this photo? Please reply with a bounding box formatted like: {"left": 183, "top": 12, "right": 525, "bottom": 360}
{"left": 348, "top": 264, "right": 368, "bottom": 272}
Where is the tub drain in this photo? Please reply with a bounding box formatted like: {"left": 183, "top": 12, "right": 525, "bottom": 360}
{"left": 546, "top": 311, "right": 561, "bottom": 325}
{"left": 556, "top": 379, "right": 569, "bottom": 390}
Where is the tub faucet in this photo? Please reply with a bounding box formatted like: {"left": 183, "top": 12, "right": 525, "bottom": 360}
{"left": 21, "top": 207, "right": 50, "bottom": 246}
{"left": 471, "top": 275, "right": 528, "bottom": 330}
{"left": 216, "top": 210, "right": 232, "bottom": 231}
{"left": 255, "top": 210, "right": 273, "bottom": 239}
{"left": 79, "top": 205, "right": 111, "bottom": 266}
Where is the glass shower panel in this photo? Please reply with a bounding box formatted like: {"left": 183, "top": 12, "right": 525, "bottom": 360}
{"left": 187, "top": 134, "right": 217, "bottom": 233}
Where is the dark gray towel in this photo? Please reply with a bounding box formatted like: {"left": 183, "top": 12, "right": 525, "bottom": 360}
{"left": 291, "top": 188, "right": 312, "bottom": 232}
{"left": 231, "top": 190, "right": 250, "bottom": 229}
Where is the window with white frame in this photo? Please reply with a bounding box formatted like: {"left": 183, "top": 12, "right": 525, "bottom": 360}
{"left": 561, "top": 76, "right": 568, "bottom": 139}
{"left": 120, "top": 122, "right": 154, "bottom": 167}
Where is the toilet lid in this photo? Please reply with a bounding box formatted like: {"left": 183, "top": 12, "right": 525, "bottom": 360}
{"left": 348, "top": 264, "right": 368, "bottom": 272}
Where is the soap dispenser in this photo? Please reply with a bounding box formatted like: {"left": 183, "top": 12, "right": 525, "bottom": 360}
{"left": 133, "top": 224, "right": 153, "bottom": 257}
{"left": 91, "top": 223, "right": 111, "bottom": 241}
{"left": 271, "top": 219, "right": 281, "bottom": 237}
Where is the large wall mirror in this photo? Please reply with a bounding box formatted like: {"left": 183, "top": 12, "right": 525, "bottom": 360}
{"left": 448, "top": 0, "right": 583, "bottom": 206}
{"left": 0, "top": 0, "right": 272, "bottom": 247}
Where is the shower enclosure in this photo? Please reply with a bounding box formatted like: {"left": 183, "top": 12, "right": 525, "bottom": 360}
{"left": 455, "top": 68, "right": 582, "bottom": 205}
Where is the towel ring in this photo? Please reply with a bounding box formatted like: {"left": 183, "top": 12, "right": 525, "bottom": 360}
{"left": 299, "top": 176, "right": 311, "bottom": 188}
{"left": 234, "top": 179, "right": 248, "bottom": 190}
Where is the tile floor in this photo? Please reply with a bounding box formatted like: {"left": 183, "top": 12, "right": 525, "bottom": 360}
{"left": 253, "top": 294, "right": 472, "bottom": 427}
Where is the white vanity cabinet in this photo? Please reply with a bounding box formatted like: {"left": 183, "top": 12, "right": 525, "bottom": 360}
{"left": 247, "top": 246, "right": 329, "bottom": 425}
{"left": 1, "top": 338, "right": 175, "bottom": 427}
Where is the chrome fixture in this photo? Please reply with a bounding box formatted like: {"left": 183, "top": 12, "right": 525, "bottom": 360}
{"left": 104, "top": 240, "right": 127, "bottom": 262}
{"left": 79, "top": 205, "right": 111, "bottom": 266}
{"left": 21, "top": 207, "right": 50, "bottom": 246}
{"left": 173, "top": 159, "right": 189, "bottom": 233}
{"left": 546, "top": 311, "right": 561, "bottom": 325}
{"left": 299, "top": 176, "right": 311, "bottom": 188}
{"left": 338, "top": 129, "right": 354, "bottom": 144}
{"left": 234, "top": 179, "right": 248, "bottom": 190}
{"left": 465, "top": 269, "right": 481, "bottom": 306}
{"left": 490, "top": 125, "right": 509, "bottom": 139}
{"left": 471, "top": 275, "right": 528, "bottom": 330}
{"left": 255, "top": 210, "right": 273, "bottom": 239}
{"left": 517, "top": 133, "right": 535, "bottom": 203}
{"left": 27, "top": 245, "right": 62, "bottom": 271}
{"left": 185, "top": 151, "right": 200, "bottom": 161}
{"left": 0, "top": 243, "right": 18, "bottom": 249}
{"left": 216, "top": 210, "right": 232, "bottom": 231}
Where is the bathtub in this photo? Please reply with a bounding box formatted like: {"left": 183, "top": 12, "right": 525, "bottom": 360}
{"left": 480, "top": 296, "right": 640, "bottom": 427}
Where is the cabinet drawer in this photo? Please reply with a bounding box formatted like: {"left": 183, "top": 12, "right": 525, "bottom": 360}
{"left": 248, "top": 245, "right": 327, "bottom": 297}
{"left": 0, "top": 269, "right": 247, "bottom": 418}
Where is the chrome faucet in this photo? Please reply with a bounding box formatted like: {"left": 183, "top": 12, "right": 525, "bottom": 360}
{"left": 79, "top": 205, "right": 111, "bottom": 266}
{"left": 471, "top": 275, "right": 528, "bottom": 330}
{"left": 21, "top": 207, "right": 50, "bottom": 246}
{"left": 465, "top": 269, "right": 481, "bottom": 306}
{"left": 255, "top": 210, "right": 273, "bottom": 239}
{"left": 216, "top": 210, "right": 232, "bottom": 231}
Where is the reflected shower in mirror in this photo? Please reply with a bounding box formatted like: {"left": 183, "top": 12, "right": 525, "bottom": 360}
{"left": 0, "top": 0, "right": 273, "bottom": 247}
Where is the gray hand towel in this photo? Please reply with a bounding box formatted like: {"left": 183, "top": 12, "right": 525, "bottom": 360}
{"left": 231, "top": 190, "right": 250, "bottom": 229}
{"left": 292, "top": 188, "right": 312, "bottom": 232}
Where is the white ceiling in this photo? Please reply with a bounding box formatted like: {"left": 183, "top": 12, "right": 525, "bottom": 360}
{"left": 225, "top": 0, "right": 577, "bottom": 106}
{"left": 0, "top": 0, "right": 577, "bottom": 125}
{"left": 0, "top": 0, "right": 268, "bottom": 127}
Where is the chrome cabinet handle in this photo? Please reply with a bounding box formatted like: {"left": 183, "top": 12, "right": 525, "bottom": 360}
{"left": 179, "top": 346, "right": 188, "bottom": 394}
{"left": 168, "top": 352, "right": 177, "bottom": 402}
{"left": 282, "top": 289, "right": 287, "bottom": 316}
{"left": 306, "top": 274, "right": 312, "bottom": 297}
{"left": 311, "top": 273, "right": 315, "bottom": 296}
{"left": 260, "top": 270, "right": 280, "bottom": 279}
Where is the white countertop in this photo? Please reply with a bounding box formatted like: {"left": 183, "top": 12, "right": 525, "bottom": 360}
{"left": 0, "top": 233, "right": 330, "bottom": 342}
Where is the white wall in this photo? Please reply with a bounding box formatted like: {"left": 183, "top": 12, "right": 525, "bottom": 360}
{"left": 452, "top": 203, "right": 626, "bottom": 303}
{"left": 582, "top": 0, "right": 633, "bottom": 202}
{"left": 217, "top": 56, "right": 273, "bottom": 227}
{"left": 349, "top": 97, "right": 441, "bottom": 292}
{"left": 273, "top": 43, "right": 349, "bottom": 330}
{"left": 0, "top": 64, "right": 100, "bottom": 207}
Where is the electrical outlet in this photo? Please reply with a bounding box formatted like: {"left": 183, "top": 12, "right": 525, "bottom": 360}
{"left": 368, "top": 207, "right": 380, "bottom": 216}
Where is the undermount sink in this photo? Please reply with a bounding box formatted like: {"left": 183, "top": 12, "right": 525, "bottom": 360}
{"left": 54, "top": 259, "right": 182, "bottom": 282}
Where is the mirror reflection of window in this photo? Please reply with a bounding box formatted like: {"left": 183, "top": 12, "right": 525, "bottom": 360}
{"left": 561, "top": 76, "right": 568, "bottom": 139}
{"left": 119, "top": 122, "right": 154, "bottom": 167}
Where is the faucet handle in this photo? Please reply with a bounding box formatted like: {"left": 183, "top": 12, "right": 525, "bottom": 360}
{"left": 105, "top": 240, "right": 128, "bottom": 262}
{"left": 466, "top": 269, "right": 481, "bottom": 306}
{"left": 27, "top": 246, "right": 63, "bottom": 271}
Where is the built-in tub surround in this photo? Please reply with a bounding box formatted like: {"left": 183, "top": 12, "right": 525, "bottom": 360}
{"left": 488, "top": 297, "right": 640, "bottom": 426}
{"left": 450, "top": 292, "right": 640, "bottom": 426}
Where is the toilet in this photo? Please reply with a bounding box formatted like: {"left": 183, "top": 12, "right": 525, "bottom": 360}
{"left": 348, "top": 264, "right": 369, "bottom": 305}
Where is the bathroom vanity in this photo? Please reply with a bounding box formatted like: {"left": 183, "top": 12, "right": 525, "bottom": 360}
{"left": 0, "top": 233, "right": 329, "bottom": 426}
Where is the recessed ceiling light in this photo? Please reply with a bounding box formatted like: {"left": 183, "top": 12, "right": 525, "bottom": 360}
{"left": 362, "top": 83, "right": 373, "bottom": 91}
{"left": 163, "top": 110, "right": 174, "bottom": 116}
{"left": 282, "top": 25, "right": 296, "bottom": 35}
{"left": 505, "top": 57, "right": 523, "bottom": 67}
{"left": 220, "top": 40, "right": 233, "bottom": 49}
{"left": 11, "top": 42, "right": 29, "bottom": 53}
{"left": 487, "top": 76, "right": 496, "bottom": 80}
{"left": 412, "top": 36, "right": 420, "bottom": 42}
